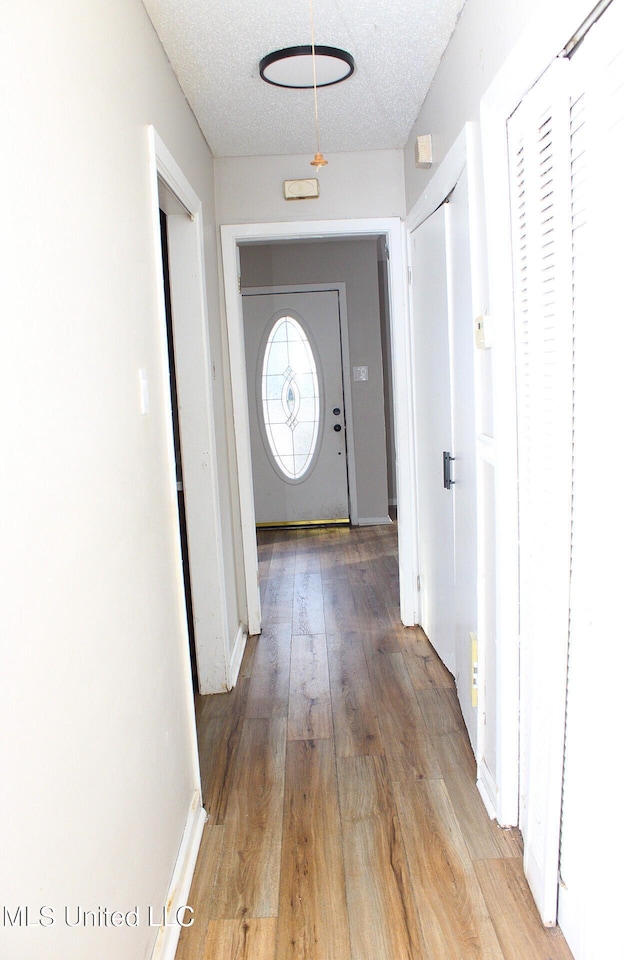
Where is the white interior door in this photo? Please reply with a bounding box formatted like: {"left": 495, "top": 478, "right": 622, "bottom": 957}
{"left": 242, "top": 290, "right": 349, "bottom": 525}
{"left": 447, "top": 168, "right": 479, "bottom": 745}
{"left": 410, "top": 204, "right": 456, "bottom": 672}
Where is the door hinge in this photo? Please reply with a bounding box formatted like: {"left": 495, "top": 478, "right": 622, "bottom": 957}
{"left": 238, "top": 275, "right": 242, "bottom": 291}
{"left": 416, "top": 574, "right": 421, "bottom": 592}
{"left": 471, "top": 632, "right": 479, "bottom": 708}
{"left": 408, "top": 266, "right": 412, "bottom": 285}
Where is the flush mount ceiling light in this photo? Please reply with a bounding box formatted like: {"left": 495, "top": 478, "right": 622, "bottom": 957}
{"left": 259, "top": 45, "right": 355, "bottom": 89}
{"left": 260, "top": 0, "right": 355, "bottom": 171}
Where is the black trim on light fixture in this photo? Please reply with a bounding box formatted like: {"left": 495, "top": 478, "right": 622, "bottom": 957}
{"left": 259, "top": 45, "right": 355, "bottom": 89}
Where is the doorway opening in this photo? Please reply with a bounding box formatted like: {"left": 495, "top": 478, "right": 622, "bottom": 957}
{"left": 221, "top": 218, "right": 417, "bottom": 637}
{"left": 151, "top": 126, "right": 237, "bottom": 696}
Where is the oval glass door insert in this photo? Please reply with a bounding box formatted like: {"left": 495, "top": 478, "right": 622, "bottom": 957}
{"left": 261, "top": 315, "right": 321, "bottom": 480}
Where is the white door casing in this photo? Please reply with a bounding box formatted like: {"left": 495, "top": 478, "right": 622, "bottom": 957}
{"left": 242, "top": 290, "right": 350, "bottom": 524}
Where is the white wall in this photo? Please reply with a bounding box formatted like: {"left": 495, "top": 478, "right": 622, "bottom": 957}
{"left": 240, "top": 239, "right": 390, "bottom": 524}
{"left": 404, "top": 0, "right": 541, "bottom": 211}
{"left": 0, "top": 1, "right": 237, "bottom": 957}
{"left": 215, "top": 150, "right": 406, "bottom": 225}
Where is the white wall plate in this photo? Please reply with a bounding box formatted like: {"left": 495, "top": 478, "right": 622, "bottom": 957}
{"left": 283, "top": 178, "right": 320, "bottom": 200}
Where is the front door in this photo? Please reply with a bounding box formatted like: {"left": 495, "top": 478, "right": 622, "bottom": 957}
{"left": 242, "top": 290, "right": 349, "bottom": 525}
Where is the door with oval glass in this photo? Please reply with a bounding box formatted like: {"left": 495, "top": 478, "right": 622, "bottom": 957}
{"left": 242, "top": 289, "right": 349, "bottom": 525}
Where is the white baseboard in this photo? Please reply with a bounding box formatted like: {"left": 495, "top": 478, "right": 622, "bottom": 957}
{"left": 356, "top": 516, "right": 393, "bottom": 526}
{"left": 476, "top": 759, "right": 498, "bottom": 820}
{"left": 151, "top": 791, "right": 206, "bottom": 960}
{"left": 227, "top": 624, "right": 247, "bottom": 690}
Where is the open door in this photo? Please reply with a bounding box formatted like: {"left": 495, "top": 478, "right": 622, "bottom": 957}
{"left": 159, "top": 207, "right": 197, "bottom": 690}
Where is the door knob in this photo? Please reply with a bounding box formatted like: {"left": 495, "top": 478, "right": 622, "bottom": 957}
{"left": 333, "top": 407, "right": 341, "bottom": 416}
{"left": 333, "top": 424, "right": 342, "bottom": 432}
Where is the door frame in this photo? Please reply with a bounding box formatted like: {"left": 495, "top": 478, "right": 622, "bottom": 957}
{"left": 148, "top": 127, "right": 235, "bottom": 695}
{"left": 241, "top": 282, "right": 358, "bottom": 524}
{"left": 221, "top": 218, "right": 417, "bottom": 636}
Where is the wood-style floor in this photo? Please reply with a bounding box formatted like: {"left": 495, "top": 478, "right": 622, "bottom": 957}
{"left": 177, "top": 522, "right": 574, "bottom": 960}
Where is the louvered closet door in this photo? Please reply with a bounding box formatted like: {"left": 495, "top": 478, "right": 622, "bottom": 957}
{"left": 558, "top": 2, "right": 633, "bottom": 954}
{"left": 507, "top": 56, "right": 574, "bottom": 925}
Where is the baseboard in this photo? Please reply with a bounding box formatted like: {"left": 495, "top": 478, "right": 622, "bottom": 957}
{"left": 476, "top": 759, "right": 498, "bottom": 820}
{"left": 151, "top": 791, "right": 206, "bottom": 960}
{"left": 228, "top": 624, "right": 247, "bottom": 690}
{"left": 356, "top": 516, "right": 393, "bottom": 526}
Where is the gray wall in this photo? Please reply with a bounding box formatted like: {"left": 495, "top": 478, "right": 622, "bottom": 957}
{"left": 377, "top": 237, "right": 397, "bottom": 504}
{"left": 214, "top": 150, "right": 405, "bottom": 224}
{"left": 240, "top": 238, "right": 390, "bottom": 523}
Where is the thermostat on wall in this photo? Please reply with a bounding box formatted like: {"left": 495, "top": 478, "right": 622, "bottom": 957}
{"left": 415, "top": 134, "right": 433, "bottom": 168}
{"left": 283, "top": 178, "right": 320, "bottom": 200}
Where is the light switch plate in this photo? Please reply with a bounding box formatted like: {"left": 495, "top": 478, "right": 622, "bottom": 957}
{"left": 138, "top": 368, "right": 149, "bottom": 415}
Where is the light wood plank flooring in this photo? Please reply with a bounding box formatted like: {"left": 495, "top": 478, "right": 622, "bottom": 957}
{"left": 177, "top": 522, "right": 574, "bottom": 960}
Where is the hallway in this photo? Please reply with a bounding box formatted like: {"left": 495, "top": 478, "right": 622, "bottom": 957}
{"left": 177, "top": 523, "right": 573, "bottom": 960}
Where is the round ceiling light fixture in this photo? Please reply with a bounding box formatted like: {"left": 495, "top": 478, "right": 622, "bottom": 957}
{"left": 259, "top": 45, "right": 355, "bottom": 89}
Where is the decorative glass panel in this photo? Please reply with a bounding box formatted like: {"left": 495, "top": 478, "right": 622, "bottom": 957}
{"left": 261, "top": 315, "right": 320, "bottom": 480}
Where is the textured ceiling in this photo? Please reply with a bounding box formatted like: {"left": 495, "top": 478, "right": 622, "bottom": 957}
{"left": 141, "top": 0, "right": 466, "bottom": 158}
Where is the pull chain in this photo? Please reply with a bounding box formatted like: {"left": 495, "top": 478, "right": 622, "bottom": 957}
{"left": 309, "top": 0, "right": 328, "bottom": 168}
